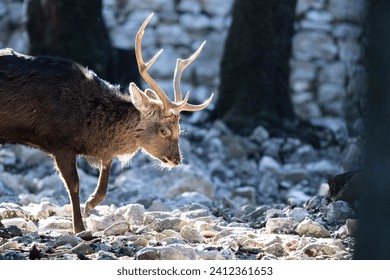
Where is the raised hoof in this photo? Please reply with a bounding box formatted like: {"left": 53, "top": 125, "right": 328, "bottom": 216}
{"left": 84, "top": 202, "right": 92, "bottom": 215}
{"left": 84, "top": 199, "right": 97, "bottom": 215}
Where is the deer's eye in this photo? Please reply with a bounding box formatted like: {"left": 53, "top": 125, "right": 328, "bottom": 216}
{"left": 159, "top": 127, "right": 170, "bottom": 138}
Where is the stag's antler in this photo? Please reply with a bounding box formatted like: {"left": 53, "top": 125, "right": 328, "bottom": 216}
{"left": 135, "top": 13, "right": 214, "bottom": 115}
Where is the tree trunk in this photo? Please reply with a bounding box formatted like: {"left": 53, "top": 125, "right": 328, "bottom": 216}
{"left": 24, "top": 0, "right": 139, "bottom": 88}
{"left": 354, "top": 0, "right": 390, "bottom": 259}
{"left": 213, "top": 0, "right": 297, "bottom": 134}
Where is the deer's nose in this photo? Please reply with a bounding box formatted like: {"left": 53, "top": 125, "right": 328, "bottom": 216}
{"left": 171, "top": 156, "right": 181, "bottom": 166}
{"left": 162, "top": 155, "right": 181, "bottom": 167}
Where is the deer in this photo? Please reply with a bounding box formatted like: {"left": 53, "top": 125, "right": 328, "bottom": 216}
{"left": 0, "top": 13, "right": 213, "bottom": 233}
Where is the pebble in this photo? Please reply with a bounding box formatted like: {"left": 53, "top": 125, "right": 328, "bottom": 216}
{"left": 1, "top": 217, "right": 27, "bottom": 229}
{"left": 85, "top": 215, "right": 107, "bottom": 232}
{"left": 288, "top": 207, "right": 310, "bottom": 222}
{"left": 103, "top": 221, "right": 130, "bottom": 236}
{"left": 135, "top": 248, "right": 160, "bottom": 260}
{"left": 26, "top": 221, "right": 38, "bottom": 232}
{"left": 132, "top": 237, "right": 149, "bottom": 247}
{"left": 180, "top": 209, "right": 211, "bottom": 220}
{"left": 180, "top": 226, "right": 204, "bottom": 243}
{"left": 259, "top": 156, "right": 281, "bottom": 174}
{"left": 121, "top": 204, "right": 145, "bottom": 226}
{"left": 296, "top": 217, "right": 331, "bottom": 238}
{"left": 263, "top": 243, "right": 286, "bottom": 258}
{"left": 265, "top": 218, "right": 299, "bottom": 234}
{"left": 0, "top": 241, "right": 20, "bottom": 251}
{"left": 250, "top": 126, "right": 270, "bottom": 143}
{"left": 38, "top": 216, "right": 73, "bottom": 231}
{"left": 324, "top": 201, "right": 355, "bottom": 224}
{"left": 302, "top": 243, "right": 337, "bottom": 258}
{"left": 76, "top": 230, "right": 93, "bottom": 240}
{"left": 95, "top": 250, "right": 117, "bottom": 260}
{"left": 3, "top": 225, "right": 23, "bottom": 237}
{"left": 149, "top": 218, "right": 187, "bottom": 232}
{"left": 160, "top": 244, "right": 197, "bottom": 260}
{"left": 73, "top": 243, "right": 94, "bottom": 255}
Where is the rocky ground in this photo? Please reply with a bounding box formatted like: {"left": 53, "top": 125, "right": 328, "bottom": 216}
{"left": 0, "top": 116, "right": 361, "bottom": 260}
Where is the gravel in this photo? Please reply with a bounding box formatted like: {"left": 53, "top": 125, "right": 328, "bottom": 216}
{"left": 0, "top": 118, "right": 360, "bottom": 260}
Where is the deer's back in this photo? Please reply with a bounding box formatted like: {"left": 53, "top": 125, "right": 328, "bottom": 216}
{"left": 0, "top": 48, "right": 134, "bottom": 154}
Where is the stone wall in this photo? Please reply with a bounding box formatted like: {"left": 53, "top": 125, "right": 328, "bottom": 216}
{"left": 102, "top": 0, "right": 233, "bottom": 105}
{"left": 291, "top": 0, "right": 367, "bottom": 129}
{"left": 0, "top": 0, "right": 367, "bottom": 128}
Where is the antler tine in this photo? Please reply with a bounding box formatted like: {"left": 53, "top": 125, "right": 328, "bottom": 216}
{"left": 173, "top": 41, "right": 214, "bottom": 112}
{"left": 181, "top": 93, "right": 214, "bottom": 112}
{"left": 173, "top": 41, "right": 206, "bottom": 103}
{"left": 135, "top": 13, "right": 172, "bottom": 109}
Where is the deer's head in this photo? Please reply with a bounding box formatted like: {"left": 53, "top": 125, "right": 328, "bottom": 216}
{"left": 131, "top": 14, "right": 213, "bottom": 168}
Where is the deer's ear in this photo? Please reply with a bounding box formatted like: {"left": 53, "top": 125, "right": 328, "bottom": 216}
{"left": 144, "top": 88, "right": 161, "bottom": 102}
{"left": 129, "top": 83, "right": 149, "bottom": 112}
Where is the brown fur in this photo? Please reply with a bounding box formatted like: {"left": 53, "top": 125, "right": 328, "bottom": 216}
{"left": 0, "top": 48, "right": 183, "bottom": 233}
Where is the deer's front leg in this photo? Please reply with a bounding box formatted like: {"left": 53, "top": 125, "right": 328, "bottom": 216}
{"left": 53, "top": 150, "right": 85, "bottom": 233}
{"left": 84, "top": 159, "right": 112, "bottom": 214}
